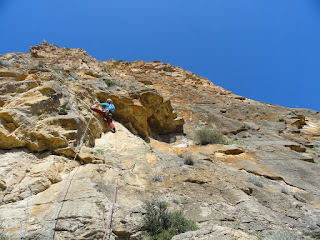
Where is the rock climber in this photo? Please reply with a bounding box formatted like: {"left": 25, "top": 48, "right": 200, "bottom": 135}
{"left": 91, "top": 99, "right": 116, "bottom": 133}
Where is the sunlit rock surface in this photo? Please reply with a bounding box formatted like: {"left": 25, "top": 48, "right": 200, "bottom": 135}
{"left": 0, "top": 41, "right": 319, "bottom": 239}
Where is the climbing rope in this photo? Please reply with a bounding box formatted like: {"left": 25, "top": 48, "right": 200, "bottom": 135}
{"left": 46, "top": 112, "right": 94, "bottom": 240}
{"left": 24, "top": 198, "right": 29, "bottom": 240}
{"left": 9, "top": 63, "right": 118, "bottom": 239}
{"left": 102, "top": 159, "right": 122, "bottom": 240}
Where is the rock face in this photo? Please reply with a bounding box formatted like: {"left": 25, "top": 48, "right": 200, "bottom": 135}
{"left": 99, "top": 90, "right": 184, "bottom": 137}
{"left": 0, "top": 41, "right": 184, "bottom": 156}
{"left": 172, "top": 226, "right": 256, "bottom": 240}
{"left": 0, "top": 41, "right": 320, "bottom": 240}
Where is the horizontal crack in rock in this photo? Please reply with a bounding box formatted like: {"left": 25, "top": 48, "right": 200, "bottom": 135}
{"left": 184, "top": 178, "right": 209, "bottom": 184}
{"left": 240, "top": 168, "right": 308, "bottom": 192}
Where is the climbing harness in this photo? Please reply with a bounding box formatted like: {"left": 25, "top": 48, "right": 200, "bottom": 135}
{"left": 46, "top": 112, "right": 94, "bottom": 240}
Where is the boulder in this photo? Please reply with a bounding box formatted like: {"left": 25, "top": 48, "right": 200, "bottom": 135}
{"left": 78, "top": 146, "right": 104, "bottom": 163}
{"left": 0, "top": 60, "right": 13, "bottom": 67}
{"left": 0, "top": 127, "right": 25, "bottom": 149}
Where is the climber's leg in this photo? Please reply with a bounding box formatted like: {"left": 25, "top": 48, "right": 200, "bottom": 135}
{"left": 91, "top": 107, "right": 105, "bottom": 116}
{"left": 106, "top": 115, "right": 116, "bottom": 133}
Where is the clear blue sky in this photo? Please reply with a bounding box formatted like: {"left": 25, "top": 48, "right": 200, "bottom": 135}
{"left": 1, "top": 0, "right": 319, "bottom": 111}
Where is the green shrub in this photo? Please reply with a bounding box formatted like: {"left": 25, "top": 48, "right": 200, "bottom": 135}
{"left": 169, "top": 211, "right": 198, "bottom": 234}
{"left": 151, "top": 175, "right": 163, "bottom": 182}
{"left": 184, "top": 154, "right": 194, "bottom": 165}
{"left": 280, "top": 186, "right": 289, "bottom": 195}
{"left": 311, "top": 147, "right": 319, "bottom": 152}
{"left": 96, "top": 149, "right": 104, "bottom": 155}
{"left": 142, "top": 200, "right": 171, "bottom": 236}
{"left": 151, "top": 228, "right": 176, "bottom": 240}
{"left": 172, "top": 199, "right": 180, "bottom": 205}
{"left": 103, "top": 78, "right": 117, "bottom": 87}
{"left": 36, "top": 62, "right": 44, "bottom": 68}
{"left": 194, "top": 128, "right": 228, "bottom": 145}
{"left": 105, "top": 66, "right": 111, "bottom": 73}
{"left": 58, "top": 108, "right": 68, "bottom": 115}
{"left": 0, "top": 232, "right": 9, "bottom": 240}
{"left": 0, "top": 222, "right": 9, "bottom": 240}
{"left": 246, "top": 176, "right": 263, "bottom": 188}
{"left": 141, "top": 200, "right": 198, "bottom": 240}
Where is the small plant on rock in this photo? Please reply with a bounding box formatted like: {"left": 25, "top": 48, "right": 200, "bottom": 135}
{"left": 194, "top": 128, "right": 228, "bottom": 145}
{"left": 58, "top": 108, "right": 68, "bottom": 115}
{"left": 311, "top": 147, "right": 319, "bottom": 152}
{"left": 184, "top": 154, "right": 194, "bottom": 165}
{"left": 0, "top": 222, "right": 9, "bottom": 240}
{"left": 141, "top": 200, "right": 198, "bottom": 240}
{"left": 151, "top": 175, "right": 163, "bottom": 182}
{"left": 36, "top": 62, "right": 44, "bottom": 68}
{"left": 105, "top": 66, "right": 111, "bottom": 73}
{"left": 103, "top": 78, "right": 117, "bottom": 87}
{"left": 172, "top": 199, "right": 180, "bottom": 205}
{"left": 0, "top": 232, "right": 9, "bottom": 240}
{"left": 246, "top": 176, "right": 263, "bottom": 188}
{"left": 96, "top": 149, "right": 104, "bottom": 155}
{"left": 280, "top": 186, "right": 289, "bottom": 195}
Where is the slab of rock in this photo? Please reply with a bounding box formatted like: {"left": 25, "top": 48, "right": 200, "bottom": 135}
{"left": 217, "top": 145, "right": 244, "bottom": 155}
{"left": 244, "top": 122, "right": 260, "bottom": 131}
{"left": 172, "top": 226, "right": 255, "bottom": 240}
{"left": 284, "top": 144, "right": 306, "bottom": 152}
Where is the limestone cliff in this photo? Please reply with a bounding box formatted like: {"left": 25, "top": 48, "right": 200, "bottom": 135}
{"left": 0, "top": 41, "right": 319, "bottom": 240}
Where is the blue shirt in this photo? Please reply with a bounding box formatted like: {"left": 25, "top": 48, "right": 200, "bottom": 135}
{"left": 102, "top": 103, "right": 115, "bottom": 113}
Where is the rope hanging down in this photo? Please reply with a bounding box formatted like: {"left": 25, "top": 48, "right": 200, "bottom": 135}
{"left": 46, "top": 112, "right": 94, "bottom": 240}
{"left": 102, "top": 162, "right": 121, "bottom": 240}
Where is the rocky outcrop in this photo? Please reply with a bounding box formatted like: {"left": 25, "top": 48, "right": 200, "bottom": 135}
{"left": 0, "top": 42, "right": 184, "bottom": 156}
{"left": 98, "top": 90, "right": 184, "bottom": 137}
{"left": 0, "top": 42, "right": 320, "bottom": 240}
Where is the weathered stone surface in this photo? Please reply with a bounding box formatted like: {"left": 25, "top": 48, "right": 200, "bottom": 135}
{"left": 0, "top": 67, "right": 183, "bottom": 154}
{"left": 0, "top": 127, "right": 25, "bottom": 149}
{"left": 0, "top": 60, "right": 13, "bottom": 67}
{"left": 172, "top": 226, "right": 255, "bottom": 240}
{"left": 1, "top": 43, "right": 320, "bottom": 240}
{"left": 244, "top": 121, "right": 260, "bottom": 131}
{"left": 217, "top": 144, "right": 244, "bottom": 155}
{"left": 98, "top": 90, "right": 184, "bottom": 137}
{"left": 285, "top": 144, "right": 306, "bottom": 152}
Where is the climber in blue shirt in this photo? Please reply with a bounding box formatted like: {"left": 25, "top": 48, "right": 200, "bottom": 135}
{"left": 91, "top": 99, "right": 116, "bottom": 133}
{"left": 102, "top": 100, "right": 115, "bottom": 113}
